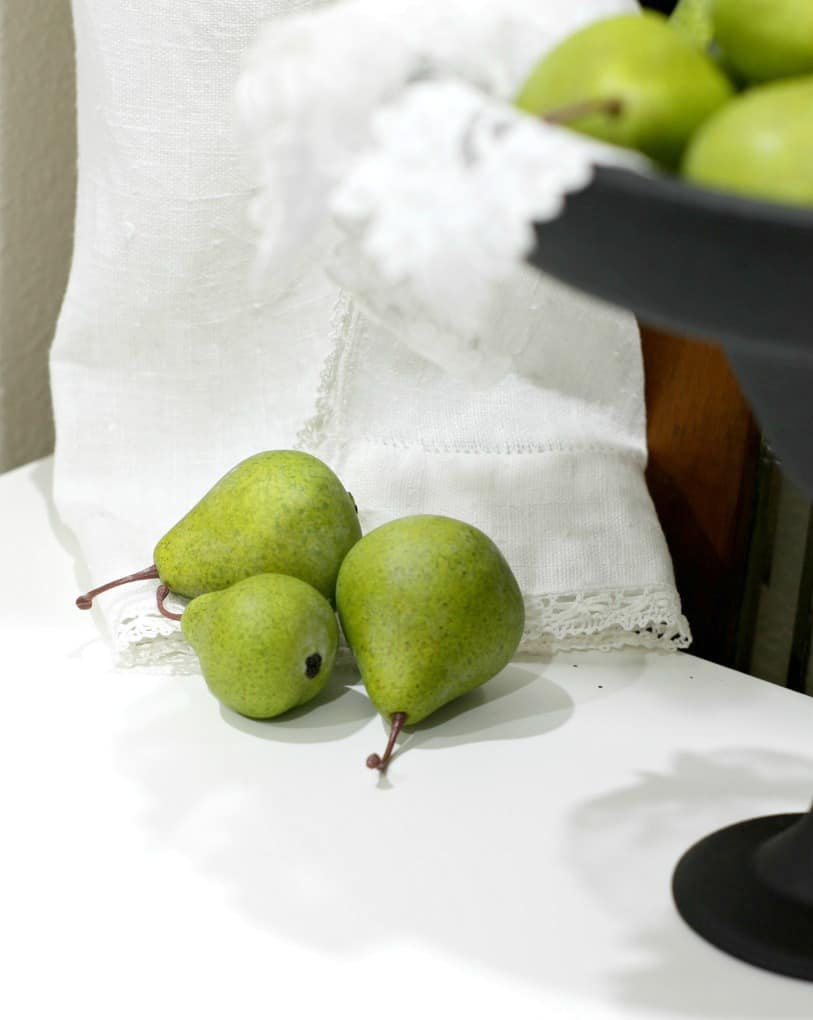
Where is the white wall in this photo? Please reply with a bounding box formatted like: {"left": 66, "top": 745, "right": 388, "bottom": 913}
{"left": 0, "top": 0, "right": 76, "bottom": 473}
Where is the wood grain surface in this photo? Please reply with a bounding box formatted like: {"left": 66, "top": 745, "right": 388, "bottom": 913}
{"left": 641, "top": 324, "right": 763, "bottom": 666}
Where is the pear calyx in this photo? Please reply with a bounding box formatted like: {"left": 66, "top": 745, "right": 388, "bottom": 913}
{"left": 305, "top": 653, "right": 323, "bottom": 679}
{"left": 75, "top": 564, "right": 160, "bottom": 610}
{"left": 366, "top": 712, "right": 407, "bottom": 771}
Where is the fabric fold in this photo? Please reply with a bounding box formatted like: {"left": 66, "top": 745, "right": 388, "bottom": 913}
{"left": 51, "top": 0, "right": 691, "bottom": 669}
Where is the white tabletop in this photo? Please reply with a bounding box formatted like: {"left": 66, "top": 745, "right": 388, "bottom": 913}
{"left": 2, "top": 457, "right": 812, "bottom": 1019}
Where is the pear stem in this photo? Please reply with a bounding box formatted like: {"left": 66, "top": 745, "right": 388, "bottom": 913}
{"left": 542, "top": 97, "right": 624, "bottom": 126}
{"left": 75, "top": 564, "right": 160, "bottom": 610}
{"left": 366, "top": 712, "right": 408, "bottom": 771}
{"left": 156, "top": 584, "right": 183, "bottom": 621}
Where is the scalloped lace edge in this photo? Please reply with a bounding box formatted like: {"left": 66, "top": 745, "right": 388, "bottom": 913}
{"left": 521, "top": 585, "right": 692, "bottom": 654}
{"left": 113, "top": 582, "right": 690, "bottom": 674}
{"left": 296, "top": 289, "right": 355, "bottom": 452}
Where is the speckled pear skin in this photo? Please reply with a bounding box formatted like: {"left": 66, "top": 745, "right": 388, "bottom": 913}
{"left": 154, "top": 451, "right": 361, "bottom": 602}
{"left": 182, "top": 573, "right": 339, "bottom": 719}
{"left": 336, "top": 515, "right": 525, "bottom": 726}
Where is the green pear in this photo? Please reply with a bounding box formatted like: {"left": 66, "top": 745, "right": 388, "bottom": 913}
{"left": 182, "top": 573, "right": 339, "bottom": 719}
{"left": 682, "top": 76, "right": 813, "bottom": 208}
{"left": 335, "top": 515, "right": 525, "bottom": 770}
{"left": 76, "top": 450, "right": 362, "bottom": 612}
{"left": 515, "top": 11, "right": 733, "bottom": 168}
{"left": 670, "top": 0, "right": 715, "bottom": 51}
{"left": 712, "top": 0, "right": 813, "bottom": 82}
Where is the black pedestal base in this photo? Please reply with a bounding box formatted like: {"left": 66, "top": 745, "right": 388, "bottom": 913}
{"left": 672, "top": 814, "right": 813, "bottom": 981}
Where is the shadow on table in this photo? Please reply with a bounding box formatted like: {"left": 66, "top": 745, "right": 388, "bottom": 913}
{"left": 112, "top": 653, "right": 730, "bottom": 1019}
{"left": 221, "top": 663, "right": 377, "bottom": 743}
{"left": 113, "top": 656, "right": 586, "bottom": 979}
{"left": 566, "top": 747, "right": 813, "bottom": 1017}
{"left": 222, "top": 660, "right": 574, "bottom": 763}
{"left": 104, "top": 579, "right": 810, "bottom": 1015}
{"left": 29, "top": 456, "right": 88, "bottom": 585}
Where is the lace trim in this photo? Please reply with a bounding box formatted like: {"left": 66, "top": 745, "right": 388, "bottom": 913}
{"left": 112, "top": 582, "right": 690, "bottom": 674}
{"left": 296, "top": 289, "right": 357, "bottom": 452}
{"left": 521, "top": 585, "right": 692, "bottom": 654}
{"left": 112, "top": 606, "right": 191, "bottom": 673}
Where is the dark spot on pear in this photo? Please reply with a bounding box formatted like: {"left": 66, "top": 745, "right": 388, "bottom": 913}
{"left": 305, "top": 653, "right": 322, "bottom": 679}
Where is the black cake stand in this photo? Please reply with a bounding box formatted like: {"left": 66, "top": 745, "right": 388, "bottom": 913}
{"left": 530, "top": 165, "right": 813, "bottom": 497}
{"left": 529, "top": 165, "right": 813, "bottom": 981}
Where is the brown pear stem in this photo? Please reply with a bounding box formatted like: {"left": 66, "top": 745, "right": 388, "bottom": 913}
{"left": 542, "top": 97, "right": 624, "bottom": 126}
{"left": 75, "top": 564, "right": 160, "bottom": 610}
{"left": 366, "top": 712, "right": 408, "bottom": 771}
{"left": 156, "top": 584, "right": 183, "bottom": 621}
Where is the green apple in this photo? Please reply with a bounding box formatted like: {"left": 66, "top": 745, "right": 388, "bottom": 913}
{"left": 516, "top": 12, "right": 733, "bottom": 168}
{"left": 712, "top": 0, "right": 813, "bottom": 82}
{"left": 682, "top": 76, "right": 813, "bottom": 208}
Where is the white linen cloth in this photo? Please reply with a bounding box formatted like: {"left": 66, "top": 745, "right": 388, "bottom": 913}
{"left": 237, "top": 0, "right": 648, "bottom": 381}
{"left": 50, "top": 0, "right": 690, "bottom": 672}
